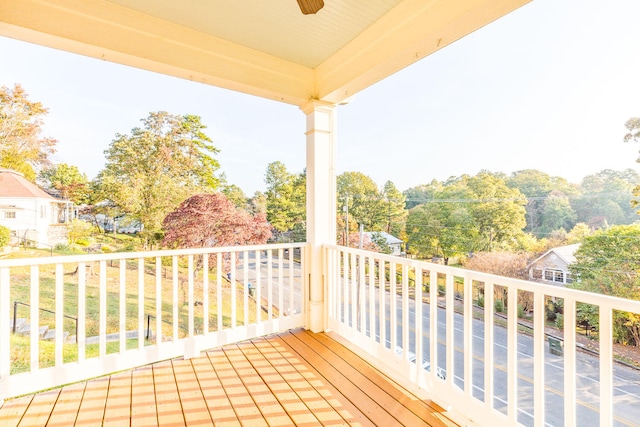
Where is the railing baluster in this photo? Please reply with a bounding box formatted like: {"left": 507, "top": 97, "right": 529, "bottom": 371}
{"left": 401, "top": 264, "right": 409, "bottom": 355}
{"left": 379, "top": 260, "right": 386, "bottom": 347}
{"left": 119, "top": 259, "right": 126, "bottom": 353}
{"left": 368, "top": 256, "right": 375, "bottom": 340}
{"left": 0, "top": 267, "right": 10, "bottom": 385}
{"left": 359, "top": 254, "right": 366, "bottom": 332}
{"left": 533, "top": 291, "right": 545, "bottom": 427}
{"left": 429, "top": 270, "right": 438, "bottom": 378}
{"left": 188, "top": 255, "right": 194, "bottom": 336}
{"left": 463, "top": 275, "right": 473, "bottom": 397}
{"left": 278, "top": 248, "right": 284, "bottom": 318}
{"left": 599, "top": 305, "right": 614, "bottom": 427}
{"left": 172, "top": 256, "right": 178, "bottom": 341}
{"left": 483, "top": 281, "right": 494, "bottom": 405}
{"left": 254, "top": 250, "right": 261, "bottom": 323}
{"left": 288, "top": 248, "right": 294, "bottom": 316}
{"left": 231, "top": 251, "right": 237, "bottom": 328}
{"left": 30, "top": 266, "right": 39, "bottom": 371}
{"left": 267, "top": 249, "right": 273, "bottom": 321}
{"left": 202, "top": 255, "right": 209, "bottom": 334}
{"left": 138, "top": 258, "right": 144, "bottom": 350}
{"left": 390, "top": 262, "right": 397, "bottom": 352}
{"left": 564, "top": 298, "right": 577, "bottom": 427}
{"left": 507, "top": 285, "right": 518, "bottom": 422}
{"left": 446, "top": 273, "right": 455, "bottom": 386}
{"left": 55, "top": 264, "right": 63, "bottom": 366}
{"left": 217, "top": 255, "right": 222, "bottom": 331}
{"left": 243, "top": 251, "right": 248, "bottom": 325}
{"left": 155, "top": 257, "right": 163, "bottom": 344}
{"left": 77, "top": 262, "right": 86, "bottom": 361}
{"left": 99, "top": 260, "right": 107, "bottom": 358}
{"left": 415, "top": 266, "right": 423, "bottom": 382}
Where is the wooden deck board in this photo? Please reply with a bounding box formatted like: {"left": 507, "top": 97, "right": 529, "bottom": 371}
{"left": 46, "top": 381, "right": 86, "bottom": 427}
{"left": 153, "top": 361, "right": 185, "bottom": 427}
{"left": 103, "top": 370, "right": 132, "bottom": 426}
{"left": 12, "top": 389, "right": 59, "bottom": 427}
{"left": 74, "top": 377, "right": 109, "bottom": 426}
{"left": 0, "top": 329, "right": 458, "bottom": 427}
{"left": 130, "top": 366, "right": 158, "bottom": 426}
{"left": 0, "top": 394, "right": 34, "bottom": 427}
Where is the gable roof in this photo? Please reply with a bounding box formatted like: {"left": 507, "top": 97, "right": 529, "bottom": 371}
{"left": 0, "top": 169, "right": 57, "bottom": 200}
{"left": 364, "top": 231, "right": 404, "bottom": 245}
{"left": 528, "top": 243, "right": 580, "bottom": 268}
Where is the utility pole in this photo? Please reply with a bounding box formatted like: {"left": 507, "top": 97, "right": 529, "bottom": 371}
{"left": 344, "top": 194, "right": 349, "bottom": 246}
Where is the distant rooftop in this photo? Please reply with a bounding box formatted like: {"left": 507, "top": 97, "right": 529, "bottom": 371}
{"left": 0, "top": 169, "right": 56, "bottom": 200}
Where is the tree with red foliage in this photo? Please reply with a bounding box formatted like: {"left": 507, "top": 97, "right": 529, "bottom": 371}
{"left": 162, "top": 193, "right": 272, "bottom": 251}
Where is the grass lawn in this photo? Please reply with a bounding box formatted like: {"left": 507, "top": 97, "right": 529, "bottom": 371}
{"left": 6, "top": 243, "right": 267, "bottom": 374}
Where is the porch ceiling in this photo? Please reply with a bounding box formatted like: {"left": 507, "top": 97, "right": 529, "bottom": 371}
{"left": 0, "top": 0, "right": 530, "bottom": 106}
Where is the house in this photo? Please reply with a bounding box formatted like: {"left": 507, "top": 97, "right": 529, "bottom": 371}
{"left": 0, "top": 169, "right": 71, "bottom": 248}
{"left": 528, "top": 243, "right": 580, "bottom": 285}
{"left": 364, "top": 231, "right": 404, "bottom": 255}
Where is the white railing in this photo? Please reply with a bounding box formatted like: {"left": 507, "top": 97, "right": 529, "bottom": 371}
{"left": 0, "top": 243, "right": 306, "bottom": 399}
{"left": 324, "top": 245, "right": 640, "bottom": 427}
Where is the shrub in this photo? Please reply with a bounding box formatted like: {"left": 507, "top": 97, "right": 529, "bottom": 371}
{"left": 517, "top": 304, "right": 526, "bottom": 319}
{"left": 494, "top": 299, "right": 505, "bottom": 313}
{"left": 0, "top": 225, "right": 10, "bottom": 249}
{"left": 477, "top": 294, "right": 485, "bottom": 308}
{"left": 555, "top": 314, "right": 564, "bottom": 330}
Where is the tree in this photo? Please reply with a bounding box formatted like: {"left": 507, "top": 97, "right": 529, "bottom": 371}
{"left": 570, "top": 224, "right": 640, "bottom": 345}
{"left": 66, "top": 219, "right": 93, "bottom": 246}
{"left": 539, "top": 191, "right": 577, "bottom": 234}
{"left": 221, "top": 183, "right": 249, "bottom": 210}
{"left": 95, "top": 111, "right": 220, "bottom": 245}
{"left": 0, "top": 84, "right": 57, "bottom": 181}
{"left": 507, "top": 169, "right": 578, "bottom": 237}
{"left": 264, "top": 162, "right": 306, "bottom": 238}
{"left": 381, "top": 181, "right": 407, "bottom": 236}
{"left": 337, "top": 172, "right": 385, "bottom": 232}
{"left": 403, "top": 180, "right": 442, "bottom": 209}
{"left": 465, "top": 172, "right": 527, "bottom": 251}
{"left": 38, "top": 163, "right": 90, "bottom": 204}
{"left": 162, "top": 193, "right": 272, "bottom": 269}
{"left": 573, "top": 169, "right": 640, "bottom": 224}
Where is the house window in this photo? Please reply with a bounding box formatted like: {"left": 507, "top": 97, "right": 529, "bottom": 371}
{"left": 531, "top": 268, "right": 543, "bottom": 280}
{"left": 545, "top": 269, "right": 564, "bottom": 283}
{"left": 4, "top": 211, "right": 16, "bottom": 219}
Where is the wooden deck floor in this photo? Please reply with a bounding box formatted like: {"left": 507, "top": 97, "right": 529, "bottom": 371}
{"left": 0, "top": 329, "right": 458, "bottom": 426}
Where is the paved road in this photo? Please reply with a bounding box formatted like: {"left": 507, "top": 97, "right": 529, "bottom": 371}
{"left": 235, "top": 255, "right": 640, "bottom": 426}
{"left": 235, "top": 250, "right": 303, "bottom": 316}
{"left": 345, "top": 285, "right": 640, "bottom": 427}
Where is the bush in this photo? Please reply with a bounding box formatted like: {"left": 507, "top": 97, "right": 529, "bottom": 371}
{"left": 555, "top": 314, "right": 564, "bottom": 330}
{"left": 517, "top": 304, "right": 526, "bottom": 319}
{"left": 0, "top": 225, "right": 10, "bottom": 249}
{"left": 494, "top": 299, "right": 505, "bottom": 313}
{"left": 477, "top": 294, "right": 485, "bottom": 308}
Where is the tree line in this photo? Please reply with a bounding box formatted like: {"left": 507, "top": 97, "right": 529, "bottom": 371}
{"left": 3, "top": 83, "right": 640, "bottom": 340}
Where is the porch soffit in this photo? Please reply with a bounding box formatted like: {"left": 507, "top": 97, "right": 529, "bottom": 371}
{"left": 0, "top": 0, "right": 530, "bottom": 106}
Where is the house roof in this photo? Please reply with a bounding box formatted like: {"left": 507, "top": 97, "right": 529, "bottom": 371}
{"left": 364, "top": 231, "right": 404, "bottom": 245}
{"left": 529, "top": 243, "right": 580, "bottom": 268}
{"left": 0, "top": 169, "right": 57, "bottom": 200}
{"left": 0, "top": 0, "right": 531, "bottom": 107}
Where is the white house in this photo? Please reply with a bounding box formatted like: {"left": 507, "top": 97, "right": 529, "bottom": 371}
{"left": 0, "top": 169, "right": 70, "bottom": 248}
{"left": 528, "top": 243, "right": 580, "bottom": 285}
{"left": 364, "top": 231, "right": 404, "bottom": 256}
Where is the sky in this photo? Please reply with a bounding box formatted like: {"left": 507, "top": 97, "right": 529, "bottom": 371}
{"left": 1, "top": 0, "right": 640, "bottom": 196}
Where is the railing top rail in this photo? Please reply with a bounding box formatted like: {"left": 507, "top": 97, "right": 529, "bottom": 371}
{"left": 324, "top": 244, "right": 640, "bottom": 313}
{"left": 0, "top": 242, "right": 308, "bottom": 268}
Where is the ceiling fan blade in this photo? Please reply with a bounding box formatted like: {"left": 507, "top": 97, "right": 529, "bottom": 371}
{"left": 297, "top": 0, "right": 324, "bottom": 15}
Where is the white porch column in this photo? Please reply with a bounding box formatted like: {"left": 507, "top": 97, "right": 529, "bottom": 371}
{"left": 302, "top": 100, "right": 337, "bottom": 333}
